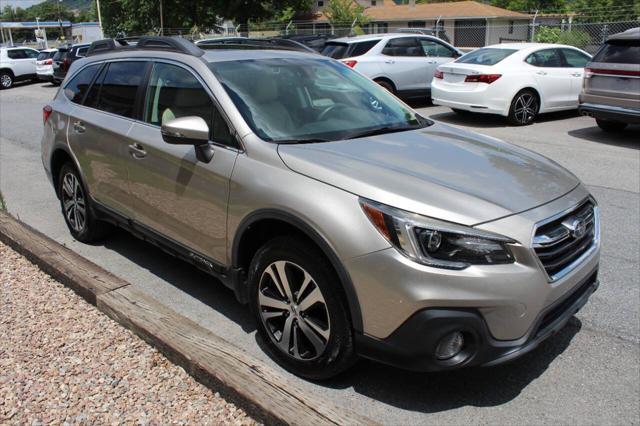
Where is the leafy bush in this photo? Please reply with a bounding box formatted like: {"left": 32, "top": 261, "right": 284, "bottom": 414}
{"left": 534, "top": 26, "right": 591, "bottom": 49}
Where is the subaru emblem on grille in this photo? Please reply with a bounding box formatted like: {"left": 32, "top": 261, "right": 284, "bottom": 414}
{"left": 570, "top": 218, "right": 588, "bottom": 239}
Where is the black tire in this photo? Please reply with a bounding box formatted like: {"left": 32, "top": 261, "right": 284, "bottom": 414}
{"left": 507, "top": 89, "right": 539, "bottom": 126}
{"left": 375, "top": 79, "right": 395, "bottom": 95}
{"left": 248, "top": 237, "right": 356, "bottom": 380}
{"left": 0, "top": 70, "right": 13, "bottom": 89}
{"left": 57, "top": 162, "right": 113, "bottom": 243}
{"left": 596, "top": 118, "right": 628, "bottom": 132}
{"left": 451, "top": 108, "right": 471, "bottom": 115}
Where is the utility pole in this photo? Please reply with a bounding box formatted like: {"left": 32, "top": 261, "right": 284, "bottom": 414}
{"left": 159, "top": 0, "right": 164, "bottom": 36}
{"left": 57, "top": 0, "right": 64, "bottom": 42}
{"left": 96, "top": 0, "right": 104, "bottom": 37}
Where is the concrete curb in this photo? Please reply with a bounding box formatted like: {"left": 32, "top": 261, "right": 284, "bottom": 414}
{"left": 0, "top": 211, "right": 377, "bottom": 426}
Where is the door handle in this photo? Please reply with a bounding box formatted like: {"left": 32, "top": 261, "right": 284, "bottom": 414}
{"left": 536, "top": 71, "right": 548, "bottom": 76}
{"left": 72, "top": 121, "right": 85, "bottom": 133}
{"left": 426, "top": 60, "right": 437, "bottom": 64}
{"left": 128, "top": 143, "right": 147, "bottom": 159}
{"left": 385, "top": 59, "right": 395, "bottom": 64}
{"left": 571, "top": 72, "right": 583, "bottom": 77}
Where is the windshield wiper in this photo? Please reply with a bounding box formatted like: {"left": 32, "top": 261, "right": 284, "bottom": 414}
{"left": 274, "top": 138, "right": 332, "bottom": 144}
{"left": 345, "top": 124, "right": 422, "bottom": 140}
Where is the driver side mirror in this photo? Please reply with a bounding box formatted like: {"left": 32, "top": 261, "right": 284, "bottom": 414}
{"left": 161, "top": 116, "right": 214, "bottom": 163}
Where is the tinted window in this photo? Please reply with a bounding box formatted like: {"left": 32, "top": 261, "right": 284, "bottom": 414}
{"left": 561, "top": 48, "right": 590, "bottom": 67}
{"left": 349, "top": 40, "right": 379, "bottom": 57}
{"left": 593, "top": 41, "right": 640, "bottom": 64}
{"left": 7, "top": 50, "right": 27, "bottom": 59}
{"left": 419, "top": 39, "right": 456, "bottom": 58}
{"left": 63, "top": 64, "right": 101, "bottom": 104}
{"left": 144, "top": 63, "right": 233, "bottom": 146}
{"left": 457, "top": 48, "right": 517, "bottom": 65}
{"left": 322, "top": 42, "right": 349, "bottom": 59}
{"left": 526, "top": 49, "right": 564, "bottom": 67}
{"left": 24, "top": 49, "right": 39, "bottom": 59}
{"left": 37, "top": 52, "right": 49, "bottom": 61}
{"left": 75, "top": 46, "right": 89, "bottom": 57}
{"left": 382, "top": 37, "right": 424, "bottom": 57}
{"left": 53, "top": 50, "right": 67, "bottom": 61}
{"left": 93, "top": 61, "right": 147, "bottom": 118}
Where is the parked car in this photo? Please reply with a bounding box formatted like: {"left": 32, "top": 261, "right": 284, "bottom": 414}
{"left": 431, "top": 43, "right": 592, "bottom": 125}
{"left": 321, "top": 33, "right": 462, "bottom": 99}
{"left": 395, "top": 28, "right": 451, "bottom": 43}
{"left": 196, "top": 37, "right": 316, "bottom": 53}
{"left": 36, "top": 49, "right": 58, "bottom": 82}
{"left": 52, "top": 43, "right": 90, "bottom": 85}
{"left": 42, "top": 36, "right": 600, "bottom": 379}
{"left": 278, "top": 34, "right": 336, "bottom": 52}
{"left": 0, "top": 46, "right": 40, "bottom": 89}
{"left": 579, "top": 27, "right": 640, "bottom": 131}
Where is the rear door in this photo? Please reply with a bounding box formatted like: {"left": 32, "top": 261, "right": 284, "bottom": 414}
{"left": 559, "top": 48, "right": 591, "bottom": 105}
{"left": 525, "top": 48, "right": 573, "bottom": 109}
{"left": 66, "top": 60, "right": 149, "bottom": 217}
{"left": 417, "top": 38, "right": 459, "bottom": 89}
{"left": 7, "top": 49, "right": 37, "bottom": 77}
{"left": 379, "top": 37, "right": 426, "bottom": 93}
{"left": 126, "top": 61, "right": 239, "bottom": 262}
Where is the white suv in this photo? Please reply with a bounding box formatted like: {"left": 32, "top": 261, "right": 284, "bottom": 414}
{"left": 321, "top": 33, "right": 462, "bottom": 100}
{"left": 0, "top": 47, "right": 40, "bottom": 89}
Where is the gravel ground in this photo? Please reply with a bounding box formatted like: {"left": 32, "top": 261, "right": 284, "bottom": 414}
{"left": 0, "top": 241, "right": 256, "bottom": 425}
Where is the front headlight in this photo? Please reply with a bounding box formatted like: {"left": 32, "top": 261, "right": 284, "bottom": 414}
{"left": 360, "top": 198, "right": 515, "bottom": 269}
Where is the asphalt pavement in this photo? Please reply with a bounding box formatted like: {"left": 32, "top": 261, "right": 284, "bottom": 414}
{"left": 1, "top": 81, "right": 638, "bottom": 424}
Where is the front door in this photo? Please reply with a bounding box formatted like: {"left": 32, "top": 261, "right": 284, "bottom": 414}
{"left": 526, "top": 48, "right": 573, "bottom": 109}
{"left": 560, "top": 48, "right": 591, "bottom": 107}
{"left": 418, "top": 38, "right": 459, "bottom": 89}
{"left": 126, "top": 61, "right": 239, "bottom": 263}
{"left": 379, "top": 37, "right": 427, "bottom": 94}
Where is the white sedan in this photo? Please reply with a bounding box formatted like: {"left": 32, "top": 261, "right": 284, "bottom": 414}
{"left": 431, "top": 43, "right": 592, "bottom": 125}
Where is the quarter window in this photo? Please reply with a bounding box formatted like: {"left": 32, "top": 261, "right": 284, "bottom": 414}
{"left": 144, "top": 63, "right": 234, "bottom": 147}
{"left": 63, "top": 64, "right": 101, "bottom": 104}
{"left": 89, "top": 61, "right": 147, "bottom": 118}
{"left": 382, "top": 38, "right": 424, "bottom": 57}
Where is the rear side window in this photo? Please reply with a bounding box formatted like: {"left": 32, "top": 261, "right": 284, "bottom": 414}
{"left": 53, "top": 50, "right": 67, "bottom": 61}
{"left": 525, "top": 49, "right": 564, "bottom": 67}
{"left": 64, "top": 64, "right": 101, "bottom": 104}
{"left": 593, "top": 41, "right": 640, "bottom": 64}
{"left": 89, "top": 61, "right": 147, "bottom": 118}
{"left": 322, "top": 43, "right": 349, "bottom": 59}
{"left": 561, "top": 48, "right": 590, "bottom": 67}
{"left": 7, "top": 49, "right": 27, "bottom": 59}
{"left": 382, "top": 37, "right": 424, "bottom": 57}
{"left": 348, "top": 40, "right": 379, "bottom": 57}
{"left": 457, "top": 48, "right": 517, "bottom": 65}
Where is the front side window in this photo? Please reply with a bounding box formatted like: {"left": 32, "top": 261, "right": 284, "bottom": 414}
{"left": 526, "top": 49, "right": 564, "bottom": 67}
{"left": 209, "top": 57, "right": 430, "bottom": 142}
{"left": 457, "top": 48, "right": 517, "bottom": 65}
{"left": 419, "top": 39, "right": 456, "bottom": 58}
{"left": 7, "top": 49, "right": 27, "bottom": 59}
{"left": 382, "top": 37, "right": 424, "bottom": 57}
{"left": 144, "top": 62, "right": 233, "bottom": 147}
{"left": 90, "top": 61, "right": 147, "bottom": 118}
{"left": 63, "top": 63, "right": 101, "bottom": 104}
{"left": 561, "top": 48, "right": 590, "bottom": 68}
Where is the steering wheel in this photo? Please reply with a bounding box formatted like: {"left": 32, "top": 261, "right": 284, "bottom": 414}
{"left": 317, "top": 104, "right": 350, "bottom": 121}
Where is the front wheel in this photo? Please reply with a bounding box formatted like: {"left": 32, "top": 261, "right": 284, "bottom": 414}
{"left": 58, "top": 162, "right": 113, "bottom": 243}
{"left": 248, "top": 237, "right": 356, "bottom": 380}
{"left": 596, "top": 118, "right": 627, "bottom": 132}
{"left": 507, "top": 90, "right": 539, "bottom": 126}
{"left": 374, "top": 79, "right": 396, "bottom": 95}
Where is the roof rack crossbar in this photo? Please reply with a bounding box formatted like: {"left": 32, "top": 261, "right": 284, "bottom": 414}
{"left": 87, "top": 36, "right": 204, "bottom": 57}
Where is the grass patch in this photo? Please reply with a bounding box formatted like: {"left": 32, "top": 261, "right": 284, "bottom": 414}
{"left": 0, "top": 192, "right": 5, "bottom": 211}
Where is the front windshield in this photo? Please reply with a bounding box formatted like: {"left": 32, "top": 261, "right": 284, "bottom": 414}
{"left": 209, "top": 57, "right": 430, "bottom": 142}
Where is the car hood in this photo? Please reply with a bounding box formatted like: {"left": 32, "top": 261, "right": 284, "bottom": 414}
{"left": 277, "top": 123, "right": 579, "bottom": 225}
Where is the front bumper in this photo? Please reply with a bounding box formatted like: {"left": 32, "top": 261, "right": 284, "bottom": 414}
{"left": 579, "top": 102, "right": 640, "bottom": 125}
{"left": 356, "top": 268, "right": 598, "bottom": 371}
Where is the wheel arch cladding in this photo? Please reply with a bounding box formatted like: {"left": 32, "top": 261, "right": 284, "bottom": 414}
{"left": 232, "top": 209, "right": 364, "bottom": 332}
{"left": 51, "top": 149, "right": 74, "bottom": 198}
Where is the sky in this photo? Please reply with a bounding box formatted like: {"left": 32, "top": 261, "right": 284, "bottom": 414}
{"left": 1, "top": 0, "right": 46, "bottom": 9}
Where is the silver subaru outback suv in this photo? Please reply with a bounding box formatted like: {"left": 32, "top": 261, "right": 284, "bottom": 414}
{"left": 41, "top": 37, "right": 600, "bottom": 379}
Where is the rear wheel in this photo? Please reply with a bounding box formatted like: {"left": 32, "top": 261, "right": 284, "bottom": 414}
{"left": 0, "top": 71, "right": 13, "bottom": 89}
{"left": 508, "top": 90, "right": 539, "bottom": 125}
{"left": 596, "top": 118, "right": 627, "bottom": 132}
{"left": 248, "top": 237, "right": 356, "bottom": 380}
{"left": 374, "top": 79, "right": 395, "bottom": 95}
{"left": 57, "top": 162, "right": 113, "bottom": 243}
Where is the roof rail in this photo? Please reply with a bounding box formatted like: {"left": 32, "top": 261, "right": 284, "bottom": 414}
{"left": 87, "top": 36, "right": 204, "bottom": 57}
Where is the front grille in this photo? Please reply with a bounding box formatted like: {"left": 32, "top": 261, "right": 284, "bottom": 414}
{"left": 533, "top": 200, "right": 597, "bottom": 281}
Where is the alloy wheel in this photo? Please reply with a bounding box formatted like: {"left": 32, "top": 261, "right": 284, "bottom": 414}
{"left": 1, "top": 74, "right": 12, "bottom": 89}
{"left": 61, "top": 172, "right": 87, "bottom": 233}
{"left": 513, "top": 93, "right": 537, "bottom": 124}
{"left": 258, "top": 260, "right": 331, "bottom": 361}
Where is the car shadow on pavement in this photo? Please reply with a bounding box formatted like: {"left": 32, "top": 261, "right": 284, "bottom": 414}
{"left": 322, "top": 318, "right": 582, "bottom": 413}
{"left": 430, "top": 110, "right": 580, "bottom": 129}
{"left": 102, "top": 229, "right": 257, "bottom": 333}
{"left": 568, "top": 126, "right": 640, "bottom": 150}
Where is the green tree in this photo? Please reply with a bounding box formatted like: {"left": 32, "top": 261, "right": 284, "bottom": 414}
{"left": 324, "top": 0, "right": 369, "bottom": 35}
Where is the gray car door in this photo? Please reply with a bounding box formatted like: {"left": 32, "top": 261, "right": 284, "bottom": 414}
{"left": 125, "top": 61, "right": 239, "bottom": 263}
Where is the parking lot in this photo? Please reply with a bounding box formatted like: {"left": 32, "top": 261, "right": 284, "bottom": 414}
{"left": 1, "top": 80, "right": 638, "bottom": 424}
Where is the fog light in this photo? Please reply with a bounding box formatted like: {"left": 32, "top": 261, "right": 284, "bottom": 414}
{"left": 435, "top": 331, "right": 464, "bottom": 360}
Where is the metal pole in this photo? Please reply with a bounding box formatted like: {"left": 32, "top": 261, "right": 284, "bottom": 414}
{"left": 159, "top": 0, "right": 164, "bottom": 36}
{"left": 95, "top": 0, "right": 104, "bottom": 37}
{"left": 530, "top": 9, "right": 538, "bottom": 42}
{"left": 8, "top": 28, "right": 14, "bottom": 47}
{"left": 1, "top": 28, "right": 6, "bottom": 46}
{"left": 58, "top": 0, "right": 64, "bottom": 42}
